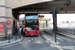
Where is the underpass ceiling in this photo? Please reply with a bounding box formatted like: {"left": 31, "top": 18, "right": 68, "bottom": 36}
{"left": 13, "top": 0, "right": 75, "bottom": 14}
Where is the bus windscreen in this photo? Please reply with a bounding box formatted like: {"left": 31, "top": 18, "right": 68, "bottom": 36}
{"left": 26, "top": 14, "right": 38, "bottom": 25}
{"left": 25, "top": 14, "right": 39, "bottom": 31}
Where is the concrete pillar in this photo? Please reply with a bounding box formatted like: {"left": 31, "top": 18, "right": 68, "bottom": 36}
{"left": 5, "top": 0, "right": 12, "bottom": 37}
{"left": 46, "top": 21, "right": 47, "bottom": 27}
{"left": 0, "top": 0, "right": 6, "bottom": 37}
{"left": 0, "top": 0, "right": 12, "bottom": 37}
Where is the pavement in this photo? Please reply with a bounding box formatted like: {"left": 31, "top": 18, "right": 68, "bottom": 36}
{"left": 0, "top": 28, "right": 23, "bottom": 47}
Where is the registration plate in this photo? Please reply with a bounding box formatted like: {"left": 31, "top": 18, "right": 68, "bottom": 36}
{"left": 31, "top": 34, "right": 33, "bottom": 36}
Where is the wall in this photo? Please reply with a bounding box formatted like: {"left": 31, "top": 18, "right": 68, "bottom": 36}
{"left": 0, "top": 0, "right": 12, "bottom": 37}
{"left": 12, "top": 10, "right": 20, "bottom": 35}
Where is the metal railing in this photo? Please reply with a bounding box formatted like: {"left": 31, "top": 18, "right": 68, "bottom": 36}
{"left": 58, "top": 27, "right": 75, "bottom": 35}
{"left": 0, "top": 33, "right": 22, "bottom": 44}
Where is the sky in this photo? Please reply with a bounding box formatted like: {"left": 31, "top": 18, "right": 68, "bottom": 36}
{"left": 19, "top": 14, "right": 25, "bottom": 18}
{"left": 19, "top": 14, "right": 75, "bottom": 23}
{"left": 57, "top": 14, "right": 75, "bottom": 23}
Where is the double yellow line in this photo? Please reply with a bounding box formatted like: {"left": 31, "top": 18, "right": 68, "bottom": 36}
{"left": 56, "top": 46, "right": 63, "bottom": 50}
{"left": 55, "top": 43, "right": 63, "bottom": 50}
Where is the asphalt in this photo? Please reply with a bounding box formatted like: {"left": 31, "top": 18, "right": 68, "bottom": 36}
{"left": 60, "top": 42, "right": 75, "bottom": 46}
{"left": 40, "top": 29, "right": 75, "bottom": 50}
{"left": 0, "top": 36, "right": 59, "bottom": 50}
{"left": 1, "top": 36, "right": 75, "bottom": 50}
{"left": 1, "top": 28, "right": 75, "bottom": 50}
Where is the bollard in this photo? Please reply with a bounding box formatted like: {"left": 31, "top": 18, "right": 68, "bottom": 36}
{"left": 0, "top": 36, "right": 1, "bottom": 41}
{"left": 72, "top": 29, "right": 75, "bottom": 35}
{"left": 19, "top": 34, "right": 20, "bottom": 38}
{"left": 9, "top": 34, "right": 10, "bottom": 43}
{"left": 15, "top": 34, "right": 17, "bottom": 41}
{"left": 0, "top": 37, "right": 2, "bottom": 42}
{"left": 19, "top": 33, "right": 21, "bottom": 38}
{"left": 59, "top": 28, "right": 61, "bottom": 32}
{"left": 0, "top": 37, "right": 1, "bottom": 44}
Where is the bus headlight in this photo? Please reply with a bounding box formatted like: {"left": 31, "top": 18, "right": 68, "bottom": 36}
{"left": 36, "top": 31, "right": 39, "bottom": 34}
{"left": 26, "top": 32, "right": 29, "bottom": 34}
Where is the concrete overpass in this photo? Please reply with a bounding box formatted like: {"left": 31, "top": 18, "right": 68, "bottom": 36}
{"left": 0, "top": 0, "right": 75, "bottom": 37}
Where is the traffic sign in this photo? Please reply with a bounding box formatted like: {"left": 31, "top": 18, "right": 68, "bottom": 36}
{"left": 7, "top": 25, "right": 11, "bottom": 29}
{"left": 0, "top": 28, "right": 4, "bottom": 31}
{"left": 0, "top": 24, "right": 4, "bottom": 27}
{"left": 7, "top": 20, "right": 11, "bottom": 24}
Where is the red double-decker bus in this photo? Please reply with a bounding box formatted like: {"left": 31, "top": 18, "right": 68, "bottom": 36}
{"left": 23, "top": 13, "right": 39, "bottom": 36}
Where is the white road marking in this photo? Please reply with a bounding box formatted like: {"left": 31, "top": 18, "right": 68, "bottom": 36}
{"left": 57, "top": 37, "right": 63, "bottom": 41}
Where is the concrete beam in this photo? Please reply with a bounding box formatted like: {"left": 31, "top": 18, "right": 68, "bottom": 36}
{"left": 12, "top": 0, "right": 53, "bottom": 9}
